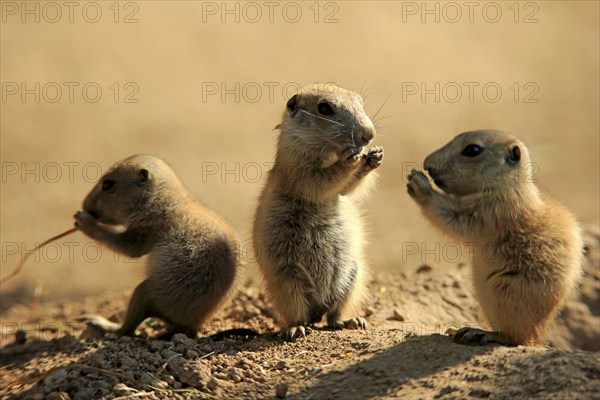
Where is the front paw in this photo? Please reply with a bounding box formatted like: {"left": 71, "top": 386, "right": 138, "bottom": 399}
{"left": 340, "top": 147, "right": 362, "bottom": 168}
{"left": 361, "top": 146, "right": 383, "bottom": 171}
{"left": 74, "top": 211, "right": 101, "bottom": 238}
{"left": 407, "top": 169, "right": 432, "bottom": 203}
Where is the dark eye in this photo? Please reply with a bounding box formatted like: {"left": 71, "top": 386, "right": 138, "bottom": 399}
{"left": 317, "top": 102, "right": 334, "bottom": 116}
{"left": 286, "top": 95, "right": 297, "bottom": 111}
{"left": 461, "top": 144, "right": 484, "bottom": 157}
{"left": 102, "top": 179, "right": 116, "bottom": 191}
{"left": 139, "top": 169, "right": 149, "bottom": 182}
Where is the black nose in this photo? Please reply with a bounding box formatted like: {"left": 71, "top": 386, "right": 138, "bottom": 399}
{"left": 359, "top": 132, "right": 374, "bottom": 145}
{"left": 423, "top": 157, "right": 433, "bottom": 173}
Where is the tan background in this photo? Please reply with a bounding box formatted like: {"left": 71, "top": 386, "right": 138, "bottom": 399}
{"left": 1, "top": 1, "right": 598, "bottom": 300}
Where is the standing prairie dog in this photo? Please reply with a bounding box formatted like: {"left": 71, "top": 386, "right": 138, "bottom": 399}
{"left": 407, "top": 130, "right": 584, "bottom": 345}
{"left": 254, "top": 83, "right": 383, "bottom": 339}
{"left": 75, "top": 155, "right": 238, "bottom": 338}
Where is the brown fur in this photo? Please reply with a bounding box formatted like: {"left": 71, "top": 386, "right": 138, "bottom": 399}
{"left": 76, "top": 154, "right": 238, "bottom": 338}
{"left": 253, "top": 83, "right": 383, "bottom": 338}
{"left": 407, "top": 130, "right": 584, "bottom": 345}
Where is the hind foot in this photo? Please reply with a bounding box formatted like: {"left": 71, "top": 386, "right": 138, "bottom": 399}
{"left": 453, "top": 327, "right": 513, "bottom": 346}
{"left": 328, "top": 317, "right": 367, "bottom": 330}
{"left": 283, "top": 325, "right": 313, "bottom": 341}
{"left": 77, "top": 314, "right": 120, "bottom": 334}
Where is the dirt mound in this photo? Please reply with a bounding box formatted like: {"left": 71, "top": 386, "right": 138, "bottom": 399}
{"left": 0, "top": 228, "right": 598, "bottom": 399}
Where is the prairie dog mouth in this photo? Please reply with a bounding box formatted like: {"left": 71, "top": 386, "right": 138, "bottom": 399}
{"left": 84, "top": 210, "right": 128, "bottom": 233}
{"left": 433, "top": 179, "right": 447, "bottom": 190}
{"left": 96, "top": 221, "right": 128, "bottom": 234}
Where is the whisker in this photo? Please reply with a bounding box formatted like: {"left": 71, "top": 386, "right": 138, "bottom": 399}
{"left": 372, "top": 132, "right": 400, "bottom": 142}
{"left": 373, "top": 113, "right": 398, "bottom": 124}
{"left": 359, "top": 73, "right": 378, "bottom": 98}
{"left": 359, "top": 76, "right": 369, "bottom": 98}
{"left": 371, "top": 84, "right": 398, "bottom": 121}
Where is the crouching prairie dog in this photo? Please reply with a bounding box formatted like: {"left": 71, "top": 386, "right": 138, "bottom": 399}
{"left": 407, "top": 130, "right": 584, "bottom": 345}
{"left": 253, "top": 83, "right": 383, "bottom": 340}
{"left": 75, "top": 154, "right": 240, "bottom": 339}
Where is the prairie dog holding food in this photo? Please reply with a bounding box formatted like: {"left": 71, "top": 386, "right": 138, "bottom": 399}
{"left": 76, "top": 154, "right": 238, "bottom": 338}
{"left": 253, "top": 83, "right": 384, "bottom": 339}
{"left": 407, "top": 130, "right": 583, "bottom": 345}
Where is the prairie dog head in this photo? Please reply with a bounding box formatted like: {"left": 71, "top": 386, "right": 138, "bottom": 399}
{"left": 424, "top": 130, "right": 534, "bottom": 197}
{"left": 83, "top": 154, "right": 180, "bottom": 226}
{"left": 277, "top": 83, "right": 376, "bottom": 164}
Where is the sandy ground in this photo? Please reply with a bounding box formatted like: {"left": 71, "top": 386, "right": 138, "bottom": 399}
{"left": 1, "top": 2, "right": 599, "bottom": 399}
{"left": 0, "top": 228, "right": 598, "bottom": 399}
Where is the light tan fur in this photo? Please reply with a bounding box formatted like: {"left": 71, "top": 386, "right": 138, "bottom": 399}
{"left": 75, "top": 154, "right": 239, "bottom": 338}
{"left": 253, "top": 83, "right": 383, "bottom": 339}
{"left": 407, "top": 130, "right": 584, "bottom": 345}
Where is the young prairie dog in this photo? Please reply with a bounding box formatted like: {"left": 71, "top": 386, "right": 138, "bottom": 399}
{"left": 75, "top": 155, "right": 238, "bottom": 339}
{"left": 407, "top": 130, "right": 584, "bottom": 345}
{"left": 253, "top": 83, "right": 383, "bottom": 339}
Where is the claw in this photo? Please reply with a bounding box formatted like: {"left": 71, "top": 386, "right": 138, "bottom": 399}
{"left": 284, "top": 325, "right": 311, "bottom": 341}
{"left": 345, "top": 317, "right": 367, "bottom": 330}
{"left": 328, "top": 317, "right": 368, "bottom": 331}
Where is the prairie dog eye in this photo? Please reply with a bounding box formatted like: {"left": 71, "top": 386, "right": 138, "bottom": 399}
{"left": 510, "top": 146, "right": 521, "bottom": 162}
{"left": 317, "top": 101, "right": 334, "bottom": 116}
{"left": 461, "top": 144, "right": 484, "bottom": 157}
{"left": 139, "top": 169, "right": 149, "bottom": 182}
{"left": 102, "top": 179, "right": 116, "bottom": 191}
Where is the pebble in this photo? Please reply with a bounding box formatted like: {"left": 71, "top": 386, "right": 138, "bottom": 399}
{"left": 24, "top": 393, "right": 45, "bottom": 400}
{"left": 228, "top": 367, "right": 243, "bottom": 383}
{"left": 163, "top": 374, "right": 176, "bottom": 385}
{"left": 161, "top": 349, "right": 181, "bottom": 360}
{"left": 172, "top": 333, "right": 197, "bottom": 348}
{"left": 245, "top": 304, "right": 262, "bottom": 318}
{"left": 43, "top": 368, "right": 68, "bottom": 386}
{"left": 114, "top": 383, "right": 137, "bottom": 394}
{"left": 392, "top": 309, "right": 405, "bottom": 321}
{"left": 274, "top": 360, "right": 290, "bottom": 370}
{"left": 149, "top": 340, "right": 167, "bottom": 352}
{"left": 186, "top": 349, "right": 200, "bottom": 358}
{"left": 15, "top": 329, "right": 27, "bottom": 345}
{"left": 79, "top": 325, "right": 105, "bottom": 341}
{"left": 275, "top": 383, "right": 289, "bottom": 398}
{"left": 168, "top": 357, "right": 211, "bottom": 388}
{"left": 46, "top": 392, "right": 71, "bottom": 400}
{"left": 417, "top": 264, "right": 433, "bottom": 273}
{"left": 207, "top": 378, "right": 219, "bottom": 390}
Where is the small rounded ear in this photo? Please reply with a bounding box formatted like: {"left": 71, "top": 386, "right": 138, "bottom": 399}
{"left": 139, "top": 168, "right": 149, "bottom": 183}
{"left": 507, "top": 145, "right": 521, "bottom": 165}
{"left": 286, "top": 94, "right": 298, "bottom": 117}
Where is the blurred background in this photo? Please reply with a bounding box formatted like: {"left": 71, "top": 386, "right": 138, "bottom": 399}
{"left": 1, "top": 1, "right": 598, "bottom": 302}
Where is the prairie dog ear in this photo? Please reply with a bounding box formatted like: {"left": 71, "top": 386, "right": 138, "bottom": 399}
{"left": 507, "top": 145, "right": 521, "bottom": 165}
{"left": 286, "top": 94, "right": 298, "bottom": 117}
{"left": 139, "top": 168, "right": 149, "bottom": 183}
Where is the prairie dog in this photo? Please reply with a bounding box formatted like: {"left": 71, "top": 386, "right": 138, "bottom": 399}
{"left": 253, "top": 83, "right": 383, "bottom": 339}
{"left": 75, "top": 155, "right": 238, "bottom": 338}
{"left": 407, "top": 130, "right": 584, "bottom": 345}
